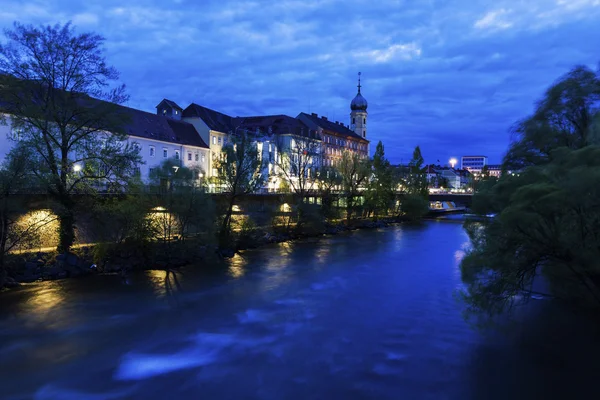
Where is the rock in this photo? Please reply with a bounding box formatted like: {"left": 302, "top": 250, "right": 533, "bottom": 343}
{"left": 66, "top": 253, "right": 79, "bottom": 266}
{"left": 217, "top": 248, "right": 235, "bottom": 258}
{"left": 4, "top": 277, "right": 20, "bottom": 288}
{"left": 42, "top": 265, "right": 62, "bottom": 279}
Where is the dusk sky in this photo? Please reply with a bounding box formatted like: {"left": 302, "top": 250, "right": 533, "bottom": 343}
{"left": 1, "top": 0, "right": 599, "bottom": 164}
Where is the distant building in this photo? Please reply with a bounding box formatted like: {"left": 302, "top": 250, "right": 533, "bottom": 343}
{"left": 461, "top": 155, "right": 488, "bottom": 173}
{"left": 486, "top": 164, "right": 502, "bottom": 178}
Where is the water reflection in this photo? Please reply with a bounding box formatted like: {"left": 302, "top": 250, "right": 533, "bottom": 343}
{"left": 228, "top": 254, "right": 248, "bottom": 279}
{"left": 2, "top": 222, "right": 599, "bottom": 399}
{"left": 145, "top": 269, "right": 184, "bottom": 302}
{"left": 23, "top": 284, "right": 68, "bottom": 329}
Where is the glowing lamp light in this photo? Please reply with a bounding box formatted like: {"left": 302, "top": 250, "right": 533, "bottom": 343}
{"left": 449, "top": 158, "right": 457, "bottom": 168}
{"left": 73, "top": 164, "right": 82, "bottom": 172}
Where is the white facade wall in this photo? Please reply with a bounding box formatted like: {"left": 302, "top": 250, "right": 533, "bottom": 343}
{"left": 0, "top": 115, "right": 14, "bottom": 162}
{"left": 0, "top": 115, "right": 209, "bottom": 183}
{"left": 126, "top": 136, "right": 209, "bottom": 181}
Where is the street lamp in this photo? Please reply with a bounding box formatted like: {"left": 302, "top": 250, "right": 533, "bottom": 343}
{"left": 449, "top": 158, "right": 457, "bottom": 169}
{"left": 73, "top": 163, "right": 82, "bottom": 172}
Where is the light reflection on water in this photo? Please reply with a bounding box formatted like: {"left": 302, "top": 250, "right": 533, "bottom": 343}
{"left": 1, "top": 222, "right": 599, "bottom": 399}
{"left": 227, "top": 254, "right": 248, "bottom": 279}
{"left": 22, "top": 284, "right": 68, "bottom": 329}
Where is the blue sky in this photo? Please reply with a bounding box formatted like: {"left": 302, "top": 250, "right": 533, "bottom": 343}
{"left": 1, "top": 0, "right": 599, "bottom": 164}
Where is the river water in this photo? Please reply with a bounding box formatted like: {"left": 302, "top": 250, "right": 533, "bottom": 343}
{"left": 1, "top": 220, "right": 599, "bottom": 399}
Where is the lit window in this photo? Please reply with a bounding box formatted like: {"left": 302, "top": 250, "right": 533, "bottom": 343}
{"left": 175, "top": 150, "right": 180, "bottom": 160}
{"left": 201, "top": 154, "right": 205, "bottom": 163}
{"left": 163, "top": 148, "right": 168, "bottom": 158}
{"left": 175, "top": 110, "right": 179, "bottom": 115}
{"left": 163, "top": 109, "right": 166, "bottom": 115}
{"left": 150, "top": 146, "right": 155, "bottom": 157}
{"left": 212, "top": 136, "right": 216, "bottom": 145}
{"left": 188, "top": 152, "right": 192, "bottom": 161}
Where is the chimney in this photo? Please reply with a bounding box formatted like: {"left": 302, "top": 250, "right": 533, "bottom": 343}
{"left": 321, "top": 116, "right": 328, "bottom": 121}
{"left": 311, "top": 113, "right": 318, "bottom": 117}
{"left": 335, "top": 121, "right": 339, "bottom": 125}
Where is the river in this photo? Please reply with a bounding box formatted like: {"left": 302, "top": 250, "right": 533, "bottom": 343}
{"left": 1, "top": 220, "right": 599, "bottom": 399}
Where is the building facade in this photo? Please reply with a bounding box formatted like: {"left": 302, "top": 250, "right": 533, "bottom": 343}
{"left": 461, "top": 155, "right": 488, "bottom": 173}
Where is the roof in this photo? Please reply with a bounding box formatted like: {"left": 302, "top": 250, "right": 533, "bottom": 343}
{"left": 121, "top": 105, "right": 208, "bottom": 148}
{"left": 231, "top": 114, "right": 318, "bottom": 139}
{"left": 156, "top": 98, "right": 182, "bottom": 111}
{"left": 182, "top": 103, "right": 234, "bottom": 133}
{"left": 0, "top": 79, "right": 208, "bottom": 149}
{"left": 297, "top": 112, "right": 368, "bottom": 142}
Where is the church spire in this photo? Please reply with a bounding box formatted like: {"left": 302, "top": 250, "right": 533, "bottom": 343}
{"left": 357, "top": 71, "right": 362, "bottom": 94}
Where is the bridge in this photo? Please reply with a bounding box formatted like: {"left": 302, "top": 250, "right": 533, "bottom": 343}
{"left": 428, "top": 193, "right": 472, "bottom": 208}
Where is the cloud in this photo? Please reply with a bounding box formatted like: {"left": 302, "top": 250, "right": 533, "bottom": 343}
{"left": 356, "top": 43, "right": 422, "bottom": 64}
{"left": 474, "top": 9, "right": 513, "bottom": 31}
{"left": 0, "top": 0, "right": 599, "bottom": 164}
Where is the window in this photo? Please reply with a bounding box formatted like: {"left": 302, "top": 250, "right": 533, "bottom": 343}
{"left": 363, "top": 130, "right": 366, "bottom": 138}
{"left": 163, "top": 148, "right": 168, "bottom": 158}
{"left": 363, "top": 118, "right": 366, "bottom": 124}
{"left": 195, "top": 153, "right": 199, "bottom": 161}
{"left": 352, "top": 118, "right": 355, "bottom": 124}
{"left": 188, "top": 152, "right": 192, "bottom": 161}
{"left": 201, "top": 154, "right": 206, "bottom": 163}
{"left": 149, "top": 146, "right": 155, "bottom": 157}
{"left": 133, "top": 167, "right": 141, "bottom": 176}
{"left": 218, "top": 137, "right": 222, "bottom": 145}
{"left": 175, "top": 110, "right": 179, "bottom": 115}
{"left": 163, "top": 109, "right": 167, "bottom": 115}
{"left": 212, "top": 136, "right": 216, "bottom": 145}
{"left": 175, "top": 150, "right": 180, "bottom": 160}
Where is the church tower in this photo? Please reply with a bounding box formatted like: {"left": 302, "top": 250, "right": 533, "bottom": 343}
{"left": 350, "top": 72, "right": 368, "bottom": 139}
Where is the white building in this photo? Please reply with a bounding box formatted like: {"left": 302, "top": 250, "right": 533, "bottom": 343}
{"left": 0, "top": 99, "right": 210, "bottom": 183}
{"left": 461, "top": 155, "right": 488, "bottom": 174}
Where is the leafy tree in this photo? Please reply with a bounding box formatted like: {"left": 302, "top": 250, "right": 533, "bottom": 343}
{"left": 213, "top": 131, "right": 265, "bottom": 247}
{"left": 399, "top": 194, "right": 429, "bottom": 221}
{"left": 339, "top": 151, "right": 370, "bottom": 222}
{"left": 461, "top": 65, "right": 600, "bottom": 324}
{"left": 0, "top": 22, "right": 140, "bottom": 253}
{"left": 365, "top": 141, "right": 396, "bottom": 219}
{"left": 504, "top": 65, "right": 600, "bottom": 170}
{"left": 404, "top": 146, "right": 428, "bottom": 197}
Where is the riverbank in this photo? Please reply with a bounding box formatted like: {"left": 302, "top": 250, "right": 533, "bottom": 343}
{"left": 1, "top": 217, "right": 414, "bottom": 289}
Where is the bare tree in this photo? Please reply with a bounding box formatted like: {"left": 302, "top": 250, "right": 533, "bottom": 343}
{"left": 339, "top": 151, "right": 370, "bottom": 223}
{"left": 213, "top": 130, "right": 265, "bottom": 248}
{"left": 0, "top": 146, "right": 57, "bottom": 287}
{"left": 274, "top": 132, "right": 321, "bottom": 196}
{"left": 0, "top": 22, "right": 140, "bottom": 253}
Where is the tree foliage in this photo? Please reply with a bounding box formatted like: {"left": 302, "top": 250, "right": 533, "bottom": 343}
{"left": 461, "top": 64, "right": 600, "bottom": 323}
{"left": 365, "top": 141, "right": 396, "bottom": 219}
{"left": 404, "top": 145, "right": 428, "bottom": 197}
{"left": 0, "top": 22, "right": 140, "bottom": 253}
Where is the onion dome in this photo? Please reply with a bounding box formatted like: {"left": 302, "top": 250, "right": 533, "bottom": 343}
{"left": 350, "top": 72, "right": 368, "bottom": 111}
